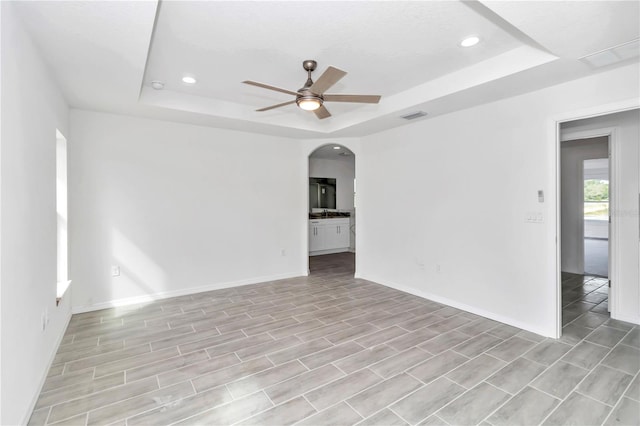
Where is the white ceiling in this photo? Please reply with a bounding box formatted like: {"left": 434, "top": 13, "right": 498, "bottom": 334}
{"left": 13, "top": 1, "right": 640, "bottom": 139}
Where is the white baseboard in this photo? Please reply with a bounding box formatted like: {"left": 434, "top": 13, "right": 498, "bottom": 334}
{"left": 358, "top": 273, "right": 555, "bottom": 338}
{"left": 612, "top": 312, "right": 640, "bottom": 326}
{"left": 72, "top": 271, "right": 307, "bottom": 314}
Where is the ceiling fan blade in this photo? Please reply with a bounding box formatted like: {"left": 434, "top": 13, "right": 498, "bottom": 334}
{"left": 314, "top": 105, "right": 331, "bottom": 120}
{"left": 309, "top": 66, "right": 347, "bottom": 94}
{"left": 243, "top": 80, "right": 299, "bottom": 97}
{"left": 256, "top": 100, "right": 297, "bottom": 112}
{"left": 324, "top": 94, "right": 381, "bottom": 104}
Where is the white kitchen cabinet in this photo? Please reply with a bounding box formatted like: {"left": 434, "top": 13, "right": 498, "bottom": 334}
{"left": 324, "top": 221, "right": 350, "bottom": 249}
{"left": 309, "top": 218, "right": 351, "bottom": 255}
{"left": 309, "top": 221, "right": 325, "bottom": 252}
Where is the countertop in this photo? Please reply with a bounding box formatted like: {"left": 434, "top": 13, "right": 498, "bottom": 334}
{"left": 309, "top": 213, "right": 351, "bottom": 219}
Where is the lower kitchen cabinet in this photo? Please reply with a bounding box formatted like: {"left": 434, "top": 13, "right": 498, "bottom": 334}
{"left": 309, "top": 218, "right": 350, "bottom": 255}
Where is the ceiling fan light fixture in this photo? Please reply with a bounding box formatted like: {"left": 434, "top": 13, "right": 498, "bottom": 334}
{"left": 296, "top": 96, "right": 323, "bottom": 111}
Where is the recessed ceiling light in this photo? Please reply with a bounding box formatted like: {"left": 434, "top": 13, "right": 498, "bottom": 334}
{"left": 460, "top": 36, "right": 480, "bottom": 47}
{"left": 151, "top": 81, "right": 164, "bottom": 90}
{"left": 333, "top": 146, "right": 341, "bottom": 150}
{"left": 182, "top": 76, "right": 197, "bottom": 84}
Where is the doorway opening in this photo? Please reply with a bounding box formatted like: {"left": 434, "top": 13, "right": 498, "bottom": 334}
{"left": 308, "top": 144, "right": 355, "bottom": 276}
{"left": 557, "top": 107, "right": 640, "bottom": 338}
{"left": 560, "top": 135, "right": 611, "bottom": 328}
{"left": 557, "top": 106, "right": 640, "bottom": 337}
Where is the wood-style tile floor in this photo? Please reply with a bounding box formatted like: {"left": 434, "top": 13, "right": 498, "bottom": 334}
{"left": 29, "top": 254, "right": 639, "bottom": 425}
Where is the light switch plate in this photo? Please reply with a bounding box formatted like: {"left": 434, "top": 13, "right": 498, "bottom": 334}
{"left": 525, "top": 212, "right": 544, "bottom": 223}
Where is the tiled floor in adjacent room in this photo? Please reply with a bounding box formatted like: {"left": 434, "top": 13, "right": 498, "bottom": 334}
{"left": 30, "top": 254, "right": 639, "bottom": 425}
{"left": 562, "top": 271, "right": 611, "bottom": 328}
{"left": 583, "top": 238, "right": 609, "bottom": 278}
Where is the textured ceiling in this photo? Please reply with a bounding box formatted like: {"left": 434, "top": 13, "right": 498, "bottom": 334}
{"left": 13, "top": 1, "right": 640, "bottom": 138}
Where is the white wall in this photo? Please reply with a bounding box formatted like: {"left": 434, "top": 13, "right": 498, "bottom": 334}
{"left": 561, "top": 109, "right": 640, "bottom": 324}
{"left": 0, "top": 3, "right": 71, "bottom": 424}
{"left": 560, "top": 137, "right": 608, "bottom": 274}
{"left": 309, "top": 155, "right": 355, "bottom": 212}
{"left": 69, "top": 110, "right": 307, "bottom": 311}
{"left": 357, "top": 63, "right": 639, "bottom": 337}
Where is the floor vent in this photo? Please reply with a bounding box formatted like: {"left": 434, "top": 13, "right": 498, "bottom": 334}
{"left": 400, "top": 111, "right": 428, "bottom": 120}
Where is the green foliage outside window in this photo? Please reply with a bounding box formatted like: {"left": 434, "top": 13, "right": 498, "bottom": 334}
{"left": 584, "top": 179, "right": 609, "bottom": 219}
{"left": 584, "top": 179, "right": 609, "bottom": 201}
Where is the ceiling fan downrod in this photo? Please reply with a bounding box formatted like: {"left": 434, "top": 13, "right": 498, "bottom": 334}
{"left": 297, "top": 60, "right": 323, "bottom": 111}
{"left": 301, "top": 60, "right": 317, "bottom": 91}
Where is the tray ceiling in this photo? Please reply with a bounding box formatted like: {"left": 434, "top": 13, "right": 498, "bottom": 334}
{"left": 13, "top": 1, "right": 640, "bottom": 138}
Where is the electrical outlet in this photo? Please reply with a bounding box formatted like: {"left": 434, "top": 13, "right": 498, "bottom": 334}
{"left": 111, "top": 265, "right": 120, "bottom": 277}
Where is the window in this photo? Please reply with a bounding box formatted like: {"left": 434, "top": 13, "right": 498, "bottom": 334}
{"left": 56, "top": 130, "right": 70, "bottom": 303}
{"left": 583, "top": 157, "right": 609, "bottom": 222}
{"left": 583, "top": 178, "right": 609, "bottom": 220}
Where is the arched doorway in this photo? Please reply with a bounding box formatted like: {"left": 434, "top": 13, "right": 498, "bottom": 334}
{"left": 307, "top": 144, "right": 356, "bottom": 276}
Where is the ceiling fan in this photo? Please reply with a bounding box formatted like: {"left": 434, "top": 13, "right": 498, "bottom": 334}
{"left": 243, "top": 60, "right": 381, "bottom": 120}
